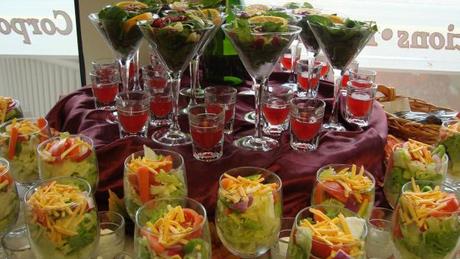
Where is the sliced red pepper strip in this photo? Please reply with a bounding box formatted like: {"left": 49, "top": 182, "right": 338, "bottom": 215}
{"left": 137, "top": 166, "right": 151, "bottom": 203}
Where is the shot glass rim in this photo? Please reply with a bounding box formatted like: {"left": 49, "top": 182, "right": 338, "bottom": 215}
{"left": 218, "top": 166, "right": 282, "bottom": 192}
{"left": 264, "top": 84, "right": 295, "bottom": 99}
{"left": 124, "top": 148, "right": 185, "bottom": 175}
{"left": 141, "top": 64, "right": 168, "bottom": 77}
{"left": 315, "top": 163, "right": 376, "bottom": 194}
{"left": 346, "top": 78, "right": 377, "bottom": 89}
{"left": 37, "top": 134, "right": 95, "bottom": 159}
{"left": 0, "top": 157, "right": 9, "bottom": 178}
{"left": 134, "top": 197, "right": 207, "bottom": 238}
{"left": 91, "top": 58, "right": 118, "bottom": 66}
{"left": 349, "top": 69, "right": 377, "bottom": 79}
{"left": 296, "top": 58, "right": 323, "bottom": 70}
{"left": 24, "top": 176, "right": 92, "bottom": 204}
{"left": 0, "top": 117, "right": 49, "bottom": 137}
{"left": 188, "top": 103, "right": 226, "bottom": 119}
{"left": 98, "top": 210, "right": 126, "bottom": 237}
{"left": 89, "top": 70, "right": 121, "bottom": 83}
{"left": 204, "top": 86, "right": 237, "bottom": 100}
{"left": 294, "top": 204, "right": 368, "bottom": 247}
{"left": 289, "top": 97, "right": 326, "bottom": 114}
{"left": 116, "top": 91, "right": 150, "bottom": 107}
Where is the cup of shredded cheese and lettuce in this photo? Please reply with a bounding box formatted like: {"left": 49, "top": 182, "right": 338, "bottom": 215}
{"left": 24, "top": 177, "right": 99, "bottom": 259}
{"left": 312, "top": 164, "right": 375, "bottom": 219}
{"left": 0, "top": 157, "right": 19, "bottom": 237}
{"left": 215, "top": 167, "right": 282, "bottom": 257}
{"left": 287, "top": 205, "right": 367, "bottom": 259}
{"left": 383, "top": 139, "right": 448, "bottom": 208}
{"left": 124, "top": 145, "right": 187, "bottom": 221}
{"left": 134, "top": 197, "right": 211, "bottom": 259}
{"left": 392, "top": 179, "right": 460, "bottom": 259}
{"left": 438, "top": 120, "right": 460, "bottom": 182}
{"left": 0, "top": 96, "right": 23, "bottom": 124}
{"left": 37, "top": 134, "right": 99, "bottom": 192}
{"left": 0, "top": 117, "right": 50, "bottom": 185}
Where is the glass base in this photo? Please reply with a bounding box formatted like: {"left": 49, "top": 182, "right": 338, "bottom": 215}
{"left": 1, "top": 226, "right": 31, "bottom": 257}
{"left": 179, "top": 87, "right": 204, "bottom": 98}
{"left": 290, "top": 142, "right": 317, "bottom": 152}
{"left": 238, "top": 90, "right": 255, "bottom": 96}
{"left": 322, "top": 122, "right": 346, "bottom": 132}
{"left": 193, "top": 151, "right": 222, "bottom": 162}
{"left": 233, "top": 135, "right": 278, "bottom": 152}
{"left": 345, "top": 117, "right": 369, "bottom": 128}
{"left": 150, "top": 118, "right": 171, "bottom": 128}
{"left": 243, "top": 111, "right": 255, "bottom": 124}
{"left": 281, "top": 82, "right": 298, "bottom": 92}
{"left": 152, "top": 128, "right": 191, "bottom": 146}
{"left": 263, "top": 125, "right": 286, "bottom": 137}
{"left": 106, "top": 111, "right": 118, "bottom": 124}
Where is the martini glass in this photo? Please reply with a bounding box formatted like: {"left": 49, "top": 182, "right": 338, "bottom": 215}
{"left": 138, "top": 18, "right": 214, "bottom": 146}
{"left": 89, "top": 9, "right": 150, "bottom": 93}
{"left": 180, "top": 10, "right": 227, "bottom": 114}
{"left": 222, "top": 23, "right": 301, "bottom": 151}
{"left": 308, "top": 16, "right": 377, "bottom": 131}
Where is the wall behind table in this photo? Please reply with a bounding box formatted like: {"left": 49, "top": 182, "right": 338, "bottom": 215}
{"left": 79, "top": 0, "right": 151, "bottom": 86}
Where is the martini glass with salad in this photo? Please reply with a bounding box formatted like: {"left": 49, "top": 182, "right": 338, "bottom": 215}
{"left": 383, "top": 139, "right": 448, "bottom": 208}
{"left": 0, "top": 96, "right": 23, "bottom": 124}
{"left": 138, "top": 12, "right": 214, "bottom": 146}
{"left": 0, "top": 117, "right": 50, "bottom": 187}
{"left": 312, "top": 164, "right": 375, "bottom": 219}
{"left": 124, "top": 145, "right": 187, "bottom": 221}
{"left": 392, "top": 180, "right": 460, "bottom": 259}
{"left": 222, "top": 15, "right": 301, "bottom": 151}
{"left": 215, "top": 167, "right": 282, "bottom": 258}
{"left": 308, "top": 15, "right": 377, "bottom": 131}
{"left": 24, "top": 177, "right": 99, "bottom": 259}
{"left": 37, "top": 134, "right": 99, "bottom": 193}
{"left": 287, "top": 205, "right": 367, "bottom": 259}
{"left": 135, "top": 197, "right": 211, "bottom": 259}
{"left": 0, "top": 158, "right": 20, "bottom": 255}
{"left": 89, "top": 1, "right": 159, "bottom": 92}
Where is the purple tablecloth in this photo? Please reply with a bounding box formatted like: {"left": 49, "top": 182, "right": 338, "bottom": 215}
{"left": 46, "top": 73, "right": 388, "bottom": 218}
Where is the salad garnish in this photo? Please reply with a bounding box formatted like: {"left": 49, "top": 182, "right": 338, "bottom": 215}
{"left": 298, "top": 208, "right": 365, "bottom": 257}
{"left": 144, "top": 205, "right": 203, "bottom": 247}
{"left": 40, "top": 134, "right": 93, "bottom": 163}
{"left": 0, "top": 97, "right": 14, "bottom": 123}
{"left": 4, "top": 117, "right": 47, "bottom": 160}
{"left": 0, "top": 163, "right": 12, "bottom": 190}
{"left": 319, "top": 165, "right": 373, "bottom": 201}
{"left": 27, "top": 181, "right": 94, "bottom": 245}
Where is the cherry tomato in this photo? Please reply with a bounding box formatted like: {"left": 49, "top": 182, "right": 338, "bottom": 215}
{"left": 311, "top": 238, "right": 332, "bottom": 258}
{"left": 321, "top": 181, "right": 347, "bottom": 203}
{"left": 431, "top": 194, "right": 460, "bottom": 217}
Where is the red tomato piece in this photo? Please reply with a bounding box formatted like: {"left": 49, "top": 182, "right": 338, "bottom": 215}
{"left": 49, "top": 139, "right": 68, "bottom": 157}
{"left": 321, "top": 181, "right": 348, "bottom": 203}
{"left": 311, "top": 238, "right": 332, "bottom": 258}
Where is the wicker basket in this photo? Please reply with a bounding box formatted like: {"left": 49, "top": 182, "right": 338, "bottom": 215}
{"left": 377, "top": 85, "right": 455, "bottom": 145}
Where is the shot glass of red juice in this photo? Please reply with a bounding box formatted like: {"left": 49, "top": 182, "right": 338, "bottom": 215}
{"left": 204, "top": 86, "right": 237, "bottom": 134}
{"left": 296, "top": 59, "right": 322, "bottom": 98}
{"left": 345, "top": 69, "right": 377, "bottom": 128}
{"left": 262, "top": 85, "right": 293, "bottom": 136}
{"left": 116, "top": 91, "right": 150, "bottom": 138}
{"left": 90, "top": 69, "right": 120, "bottom": 111}
{"left": 289, "top": 97, "right": 325, "bottom": 151}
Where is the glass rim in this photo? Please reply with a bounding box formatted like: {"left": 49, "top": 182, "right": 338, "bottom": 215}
{"left": 124, "top": 148, "right": 185, "bottom": 173}
{"left": 0, "top": 117, "right": 48, "bottom": 136}
{"left": 137, "top": 19, "right": 215, "bottom": 32}
{"left": 315, "top": 163, "right": 376, "bottom": 193}
{"left": 135, "top": 197, "right": 207, "bottom": 238}
{"left": 222, "top": 23, "right": 302, "bottom": 36}
{"left": 204, "top": 86, "right": 237, "bottom": 96}
{"left": 295, "top": 204, "right": 368, "bottom": 246}
{"left": 290, "top": 97, "right": 326, "bottom": 109}
{"left": 218, "top": 166, "right": 282, "bottom": 192}
{"left": 89, "top": 70, "right": 121, "bottom": 82}
{"left": 6, "top": 99, "right": 20, "bottom": 111}
{"left": 25, "top": 176, "right": 92, "bottom": 208}
{"left": 307, "top": 19, "right": 377, "bottom": 31}
{"left": 346, "top": 79, "right": 377, "bottom": 89}
{"left": 349, "top": 69, "right": 376, "bottom": 78}
{"left": 0, "top": 157, "right": 9, "bottom": 178}
{"left": 98, "top": 210, "right": 126, "bottom": 236}
{"left": 91, "top": 58, "right": 117, "bottom": 66}
{"left": 36, "top": 134, "right": 95, "bottom": 157}
{"left": 116, "top": 91, "right": 150, "bottom": 102}
{"left": 401, "top": 179, "right": 457, "bottom": 194}
{"left": 442, "top": 119, "right": 459, "bottom": 128}
{"left": 188, "top": 103, "right": 225, "bottom": 116}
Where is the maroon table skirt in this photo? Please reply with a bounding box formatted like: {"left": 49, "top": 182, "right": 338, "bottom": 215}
{"left": 45, "top": 73, "right": 388, "bottom": 219}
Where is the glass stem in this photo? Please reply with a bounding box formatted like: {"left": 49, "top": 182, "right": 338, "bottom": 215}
{"left": 254, "top": 77, "right": 267, "bottom": 139}
{"left": 132, "top": 50, "right": 142, "bottom": 91}
{"left": 189, "top": 55, "right": 200, "bottom": 106}
{"left": 118, "top": 56, "right": 131, "bottom": 93}
{"left": 329, "top": 69, "right": 344, "bottom": 124}
{"left": 288, "top": 40, "right": 299, "bottom": 83}
{"left": 170, "top": 73, "right": 182, "bottom": 132}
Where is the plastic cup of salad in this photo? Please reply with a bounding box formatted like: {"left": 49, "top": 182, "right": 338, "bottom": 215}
{"left": 311, "top": 164, "right": 375, "bottom": 219}
{"left": 37, "top": 134, "right": 99, "bottom": 193}
{"left": 0, "top": 158, "right": 20, "bottom": 240}
{"left": 24, "top": 176, "right": 99, "bottom": 259}
{"left": 215, "top": 167, "right": 282, "bottom": 258}
{"left": 134, "top": 197, "right": 211, "bottom": 259}
{"left": 287, "top": 205, "right": 368, "bottom": 259}
{"left": 392, "top": 180, "right": 460, "bottom": 259}
{"left": 123, "top": 145, "right": 187, "bottom": 222}
{"left": 439, "top": 120, "right": 460, "bottom": 185}
{"left": 0, "top": 97, "right": 23, "bottom": 124}
{"left": 383, "top": 140, "right": 448, "bottom": 208}
{"left": 0, "top": 117, "right": 50, "bottom": 187}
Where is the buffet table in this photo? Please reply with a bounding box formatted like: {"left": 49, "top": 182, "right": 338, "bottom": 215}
{"left": 45, "top": 73, "right": 388, "bottom": 219}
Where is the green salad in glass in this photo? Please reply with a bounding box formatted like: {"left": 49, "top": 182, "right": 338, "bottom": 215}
{"left": 37, "top": 134, "right": 99, "bottom": 192}
{"left": 215, "top": 167, "right": 282, "bottom": 257}
{"left": 25, "top": 177, "right": 99, "bottom": 259}
{"left": 383, "top": 139, "right": 448, "bottom": 208}
{"left": 0, "top": 118, "right": 50, "bottom": 185}
{"left": 392, "top": 180, "right": 460, "bottom": 259}
{"left": 124, "top": 145, "right": 187, "bottom": 221}
{"left": 438, "top": 120, "right": 460, "bottom": 182}
{"left": 307, "top": 14, "right": 377, "bottom": 70}
{"left": 0, "top": 158, "right": 19, "bottom": 237}
{"left": 0, "top": 97, "right": 23, "bottom": 124}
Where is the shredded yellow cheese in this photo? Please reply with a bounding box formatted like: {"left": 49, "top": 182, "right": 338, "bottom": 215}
{"left": 220, "top": 174, "right": 278, "bottom": 204}
{"left": 128, "top": 155, "right": 172, "bottom": 174}
{"left": 319, "top": 165, "right": 373, "bottom": 201}
{"left": 6, "top": 118, "right": 42, "bottom": 136}
{"left": 0, "top": 97, "right": 13, "bottom": 123}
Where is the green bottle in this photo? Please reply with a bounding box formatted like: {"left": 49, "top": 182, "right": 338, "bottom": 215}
{"left": 202, "top": 0, "right": 247, "bottom": 85}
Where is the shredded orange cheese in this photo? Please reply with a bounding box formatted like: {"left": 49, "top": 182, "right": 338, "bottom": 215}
{"left": 220, "top": 174, "right": 278, "bottom": 203}
{"left": 128, "top": 155, "right": 172, "bottom": 174}
{"left": 27, "top": 181, "right": 89, "bottom": 246}
{"left": 6, "top": 118, "right": 42, "bottom": 136}
{"left": 319, "top": 165, "right": 373, "bottom": 201}
{"left": 0, "top": 97, "right": 13, "bottom": 123}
